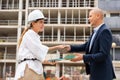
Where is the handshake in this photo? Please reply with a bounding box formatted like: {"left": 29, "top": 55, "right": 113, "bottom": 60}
{"left": 49, "top": 45, "right": 84, "bottom": 62}
{"left": 56, "top": 45, "right": 71, "bottom": 53}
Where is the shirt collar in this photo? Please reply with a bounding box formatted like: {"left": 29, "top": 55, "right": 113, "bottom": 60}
{"left": 30, "top": 29, "right": 40, "bottom": 38}
{"left": 94, "top": 23, "right": 104, "bottom": 32}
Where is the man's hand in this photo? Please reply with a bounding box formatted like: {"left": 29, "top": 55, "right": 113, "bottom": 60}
{"left": 58, "top": 45, "right": 71, "bottom": 53}
{"left": 71, "top": 53, "right": 83, "bottom": 62}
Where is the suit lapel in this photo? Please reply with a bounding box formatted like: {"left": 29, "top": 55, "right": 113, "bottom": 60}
{"left": 89, "top": 24, "right": 105, "bottom": 52}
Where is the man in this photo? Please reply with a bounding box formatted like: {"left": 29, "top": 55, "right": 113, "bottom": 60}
{"left": 63, "top": 8, "right": 116, "bottom": 80}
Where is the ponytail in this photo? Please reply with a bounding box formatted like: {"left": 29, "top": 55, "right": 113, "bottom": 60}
{"left": 18, "top": 26, "right": 31, "bottom": 47}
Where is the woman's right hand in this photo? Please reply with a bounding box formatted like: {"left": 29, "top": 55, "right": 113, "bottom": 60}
{"left": 58, "top": 45, "right": 71, "bottom": 53}
{"left": 43, "top": 60, "right": 56, "bottom": 65}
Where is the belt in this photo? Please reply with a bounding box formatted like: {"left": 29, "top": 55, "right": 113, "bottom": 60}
{"left": 19, "top": 58, "right": 38, "bottom": 64}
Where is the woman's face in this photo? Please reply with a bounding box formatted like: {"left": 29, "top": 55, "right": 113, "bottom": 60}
{"left": 32, "top": 19, "right": 45, "bottom": 33}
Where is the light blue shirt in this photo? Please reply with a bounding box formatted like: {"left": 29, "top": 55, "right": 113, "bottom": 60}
{"left": 89, "top": 23, "right": 104, "bottom": 52}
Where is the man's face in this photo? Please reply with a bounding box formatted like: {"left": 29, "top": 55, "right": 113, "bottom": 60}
{"left": 88, "top": 11, "right": 98, "bottom": 28}
{"left": 33, "top": 19, "right": 45, "bottom": 33}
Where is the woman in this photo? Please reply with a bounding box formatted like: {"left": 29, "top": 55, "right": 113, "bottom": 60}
{"left": 14, "top": 10, "right": 64, "bottom": 80}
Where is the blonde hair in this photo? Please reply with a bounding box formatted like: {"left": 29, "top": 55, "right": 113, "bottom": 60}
{"left": 18, "top": 26, "right": 31, "bottom": 47}
{"left": 18, "top": 19, "right": 40, "bottom": 47}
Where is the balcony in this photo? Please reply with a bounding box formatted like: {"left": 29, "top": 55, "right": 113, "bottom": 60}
{"left": 0, "top": 53, "right": 16, "bottom": 60}
{"left": 98, "top": 0, "right": 120, "bottom": 11}
{"left": 0, "top": 20, "right": 18, "bottom": 26}
{"left": 0, "top": 20, "right": 25, "bottom": 26}
{"left": 45, "top": 18, "right": 88, "bottom": 24}
{"left": 60, "top": 18, "right": 88, "bottom": 24}
{"left": 40, "top": 35, "right": 89, "bottom": 42}
{"left": 0, "top": 4, "right": 19, "bottom": 10}
{"left": 29, "top": 1, "right": 95, "bottom": 8}
{"left": 104, "top": 17, "right": 120, "bottom": 28}
{"left": 0, "top": 37, "right": 17, "bottom": 42}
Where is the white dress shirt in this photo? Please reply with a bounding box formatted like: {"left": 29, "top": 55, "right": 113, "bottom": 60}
{"left": 89, "top": 23, "right": 104, "bottom": 52}
{"left": 14, "top": 29, "right": 49, "bottom": 80}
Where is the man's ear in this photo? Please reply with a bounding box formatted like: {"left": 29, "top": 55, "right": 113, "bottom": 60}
{"left": 97, "top": 13, "right": 101, "bottom": 19}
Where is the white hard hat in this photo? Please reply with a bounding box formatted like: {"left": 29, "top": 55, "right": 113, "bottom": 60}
{"left": 28, "top": 10, "right": 46, "bottom": 23}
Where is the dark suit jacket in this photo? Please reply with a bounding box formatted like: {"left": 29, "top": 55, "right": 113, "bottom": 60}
{"left": 70, "top": 24, "right": 116, "bottom": 80}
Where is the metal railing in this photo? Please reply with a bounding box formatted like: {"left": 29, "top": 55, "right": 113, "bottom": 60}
{"left": 46, "top": 18, "right": 58, "bottom": 24}
{"left": 0, "top": 36, "right": 89, "bottom": 43}
{"left": 0, "top": 4, "right": 19, "bottom": 9}
{"left": 60, "top": 18, "right": 88, "bottom": 24}
{"left": 29, "top": 1, "right": 95, "bottom": 7}
{"left": 62, "top": 1, "right": 95, "bottom": 7}
{"left": 0, "top": 20, "right": 26, "bottom": 25}
{"left": 40, "top": 35, "right": 89, "bottom": 42}
{"left": 0, "top": 53, "right": 16, "bottom": 59}
{"left": 45, "top": 18, "right": 88, "bottom": 24}
{"left": 0, "top": 20, "right": 18, "bottom": 25}
{"left": 0, "top": 37, "right": 17, "bottom": 42}
{"left": 29, "top": 2, "right": 58, "bottom": 7}
{"left": 0, "top": 18, "right": 88, "bottom": 25}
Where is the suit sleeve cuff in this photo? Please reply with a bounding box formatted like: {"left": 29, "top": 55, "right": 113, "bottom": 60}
{"left": 83, "top": 55, "right": 88, "bottom": 63}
